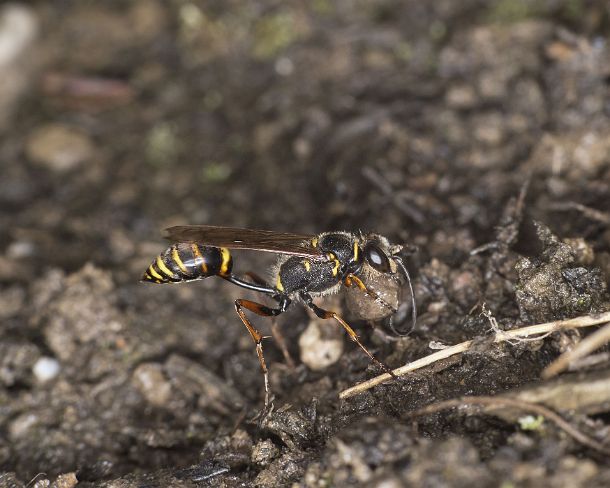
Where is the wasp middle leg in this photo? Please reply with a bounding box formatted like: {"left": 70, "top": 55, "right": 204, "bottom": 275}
{"left": 300, "top": 291, "right": 396, "bottom": 378}
{"left": 234, "top": 296, "right": 291, "bottom": 409}
{"left": 229, "top": 272, "right": 296, "bottom": 368}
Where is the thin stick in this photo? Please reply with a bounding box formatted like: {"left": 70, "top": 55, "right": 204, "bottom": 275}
{"left": 339, "top": 311, "right": 610, "bottom": 399}
{"left": 548, "top": 201, "right": 610, "bottom": 225}
{"left": 271, "top": 318, "right": 296, "bottom": 369}
{"left": 407, "top": 395, "right": 610, "bottom": 456}
{"left": 542, "top": 322, "right": 610, "bottom": 378}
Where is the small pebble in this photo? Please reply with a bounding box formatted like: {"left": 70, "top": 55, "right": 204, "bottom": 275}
{"left": 132, "top": 362, "right": 172, "bottom": 407}
{"left": 0, "top": 4, "right": 39, "bottom": 130}
{"left": 8, "top": 412, "right": 38, "bottom": 440}
{"left": 33, "top": 356, "right": 60, "bottom": 382}
{"left": 26, "top": 123, "right": 94, "bottom": 172}
{"left": 299, "top": 318, "right": 344, "bottom": 371}
{"left": 50, "top": 473, "right": 78, "bottom": 488}
{"left": 6, "top": 239, "right": 36, "bottom": 258}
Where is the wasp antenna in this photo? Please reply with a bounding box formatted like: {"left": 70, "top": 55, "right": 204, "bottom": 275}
{"left": 390, "top": 256, "right": 417, "bottom": 336}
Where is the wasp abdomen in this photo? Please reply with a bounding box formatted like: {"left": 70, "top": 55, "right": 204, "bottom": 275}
{"left": 141, "top": 243, "right": 232, "bottom": 284}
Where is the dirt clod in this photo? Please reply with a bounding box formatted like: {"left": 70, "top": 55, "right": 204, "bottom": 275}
{"left": 515, "top": 222, "right": 608, "bottom": 323}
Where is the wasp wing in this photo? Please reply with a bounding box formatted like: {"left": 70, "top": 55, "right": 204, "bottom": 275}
{"left": 163, "top": 225, "right": 325, "bottom": 259}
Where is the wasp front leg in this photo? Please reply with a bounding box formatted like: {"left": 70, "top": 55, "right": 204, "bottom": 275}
{"left": 344, "top": 273, "right": 397, "bottom": 314}
{"left": 299, "top": 292, "right": 396, "bottom": 378}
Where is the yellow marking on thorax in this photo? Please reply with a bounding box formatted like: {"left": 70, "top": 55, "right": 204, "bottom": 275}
{"left": 303, "top": 259, "right": 311, "bottom": 272}
{"left": 219, "top": 248, "right": 231, "bottom": 276}
{"left": 332, "top": 259, "right": 340, "bottom": 276}
{"left": 148, "top": 264, "right": 164, "bottom": 280}
{"left": 191, "top": 244, "right": 207, "bottom": 273}
{"left": 311, "top": 237, "right": 318, "bottom": 247}
{"left": 353, "top": 241, "right": 359, "bottom": 261}
{"left": 156, "top": 256, "right": 175, "bottom": 278}
{"left": 276, "top": 274, "right": 285, "bottom": 292}
{"left": 325, "top": 252, "right": 341, "bottom": 277}
{"left": 172, "top": 247, "right": 188, "bottom": 273}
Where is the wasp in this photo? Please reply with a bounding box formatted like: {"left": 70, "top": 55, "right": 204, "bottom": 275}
{"left": 142, "top": 225, "right": 416, "bottom": 406}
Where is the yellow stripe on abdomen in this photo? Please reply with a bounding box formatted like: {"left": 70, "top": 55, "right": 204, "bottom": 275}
{"left": 148, "top": 265, "right": 164, "bottom": 281}
{"left": 156, "top": 256, "right": 176, "bottom": 279}
{"left": 172, "top": 247, "right": 188, "bottom": 273}
{"left": 219, "top": 248, "right": 231, "bottom": 276}
{"left": 191, "top": 244, "right": 208, "bottom": 273}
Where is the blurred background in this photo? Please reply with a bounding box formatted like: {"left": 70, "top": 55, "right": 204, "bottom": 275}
{"left": 1, "top": 1, "right": 609, "bottom": 486}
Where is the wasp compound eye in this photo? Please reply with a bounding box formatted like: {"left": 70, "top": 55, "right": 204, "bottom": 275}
{"left": 365, "top": 243, "right": 391, "bottom": 273}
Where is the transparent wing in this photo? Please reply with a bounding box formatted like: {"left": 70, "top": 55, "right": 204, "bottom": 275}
{"left": 163, "top": 225, "right": 325, "bottom": 259}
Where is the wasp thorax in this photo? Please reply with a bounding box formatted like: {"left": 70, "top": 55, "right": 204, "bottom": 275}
{"left": 318, "top": 232, "right": 355, "bottom": 263}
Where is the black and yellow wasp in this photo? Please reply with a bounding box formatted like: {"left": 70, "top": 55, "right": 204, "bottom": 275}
{"left": 142, "top": 225, "right": 416, "bottom": 406}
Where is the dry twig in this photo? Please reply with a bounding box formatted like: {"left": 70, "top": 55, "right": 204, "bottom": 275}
{"left": 339, "top": 311, "right": 610, "bottom": 399}
{"left": 407, "top": 395, "right": 610, "bottom": 456}
{"left": 542, "top": 322, "right": 610, "bottom": 378}
{"left": 548, "top": 201, "right": 610, "bottom": 225}
{"left": 508, "top": 368, "right": 610, "bottom": 416}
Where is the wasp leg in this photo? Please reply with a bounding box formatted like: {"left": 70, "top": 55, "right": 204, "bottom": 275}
{"left": 344, "top": 273, "right": 397, "bottom": 314}
{"left": 300, "top": 292, "right": 396, "bottom": 378}
{"left": 344, "top": 273, "right": 368, "bottom": 291}
{"left": 232, "top": 271, "right": 296, "bottom": 368}
{"left": 270, "top": 318, "right": 296, "bottom": 369}
{"left": 234, "top": 297, "right": 291, "bottom": 409}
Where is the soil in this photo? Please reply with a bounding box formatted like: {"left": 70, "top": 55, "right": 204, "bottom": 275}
{"left": 1, "top": 1, "right": 610, "bottom": 487}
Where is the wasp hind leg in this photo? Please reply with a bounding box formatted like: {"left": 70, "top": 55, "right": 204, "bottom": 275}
{"left": 300, "top": 292, "right": 397, "bottom": 378}
{"left": 234, "top": 297, "right": 291, "bottom": 411}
